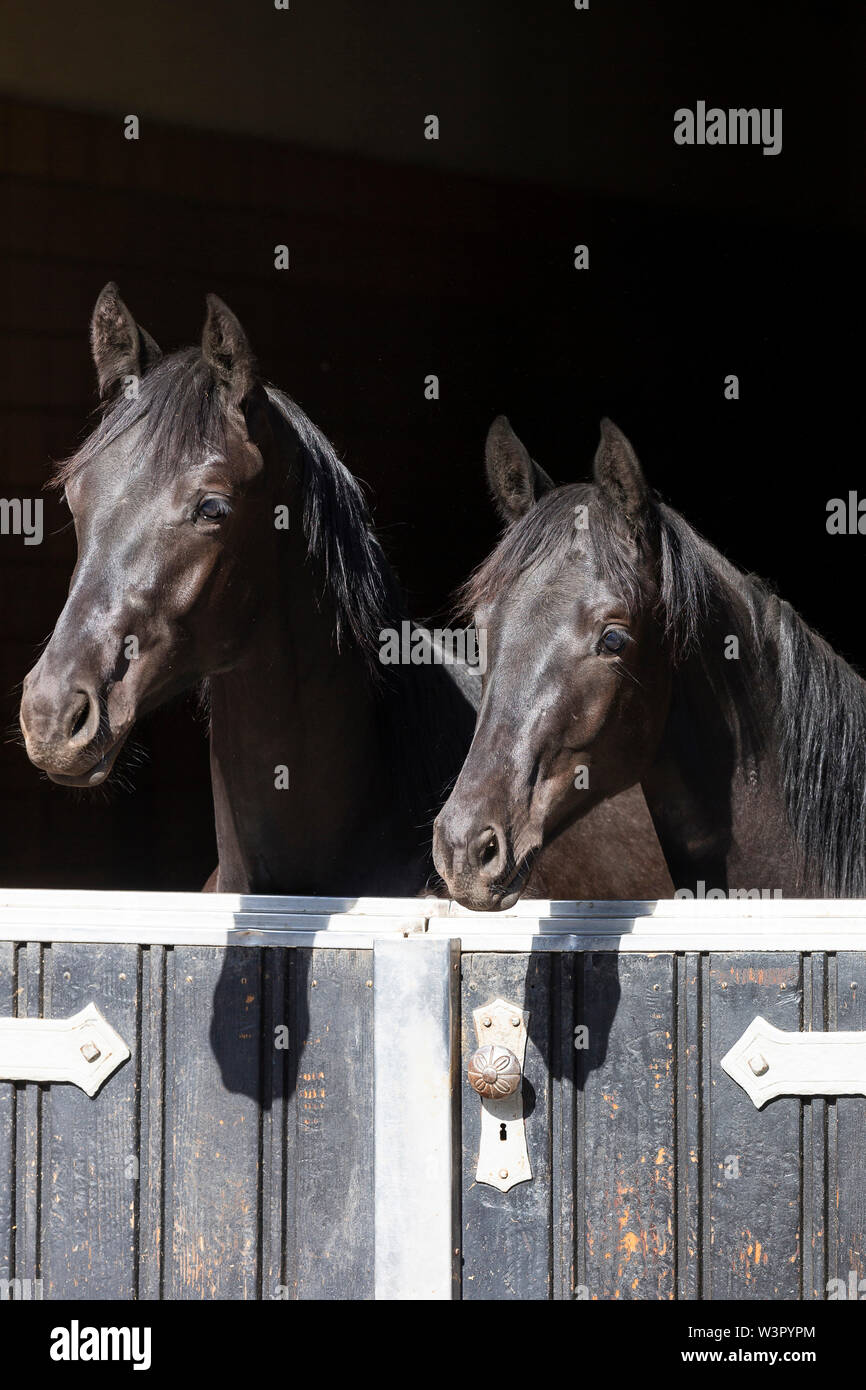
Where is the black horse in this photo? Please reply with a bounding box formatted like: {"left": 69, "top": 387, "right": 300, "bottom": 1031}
{"left": 19, "top": 287, "right": 669, "bottom": 898}
{"left": 434, "top": 415, "right": 866, "bottom": 907}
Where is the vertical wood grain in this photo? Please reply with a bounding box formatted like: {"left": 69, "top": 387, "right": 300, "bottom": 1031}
{"left": 289, "top": 948, "right": 374, "bottom": 1300}
{"left": 461, "top": 952, "right": 553, "bottom": 1300}
{"left": 706, "top": 952, "right": 802, "bottom": 1298}
{"left": 163, "top": 946, "right": 262, "bottom": 1300}
{"left": 137, "top": 943, "right": 166, "bottom": 1301}
{"left": 13, "top": 943, "right": 41, "bottom": 1292}
{"left": 831, "top": 951, "right": 866, "bottom": 1299}
{"left": 40, "top": 942, "right": 138, "bottom": 1298}
{"left": 581, "top": 953, "right": 676, "bottom": 1300}
{"left": 0, "top": 942, "right": 13, "bottom": 1287}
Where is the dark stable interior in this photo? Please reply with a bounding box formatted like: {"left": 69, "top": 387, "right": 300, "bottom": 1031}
{"left": 0, "top": 0, "right": 859, "bottom": 887}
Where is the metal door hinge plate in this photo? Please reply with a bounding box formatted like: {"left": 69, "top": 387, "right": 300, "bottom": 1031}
{"left": 0, "top": 1002, "right": 130, "bottom": 1096}
{"left": 470, "top": 997, "right": 530, "bottom": 1192}
{"left": 721, "top": 1014, "right": 866, "bottom": 1108}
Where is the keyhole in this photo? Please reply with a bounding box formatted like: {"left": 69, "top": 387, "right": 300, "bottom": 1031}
{"left": 499, "top": 1122, "right": 507, "bottom": 1141}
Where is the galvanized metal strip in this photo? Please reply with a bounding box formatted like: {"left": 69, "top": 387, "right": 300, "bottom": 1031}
{"left": 0, "top": 912, "right": 428, "bottom": 949}
{"left": 0, "top": 890, "right": 441, "bottom": 917}
{"left": 6, "top": 889, "right": 866, "bottom": 917}
{"left": 430, "top": 924, "right": 866, "bottom": 952}
{"left": 2, "top": 891, "right": 866, "bottom": 950}
{"left": 373, "top": 937, "right": 460, "bottom": 1300}
{"left": 443, "top": 899, "right": 866, "bottom": 920}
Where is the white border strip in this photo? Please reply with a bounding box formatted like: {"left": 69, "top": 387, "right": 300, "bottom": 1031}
{"left": 1, "top": 890, "right": 866, "bottom": 949}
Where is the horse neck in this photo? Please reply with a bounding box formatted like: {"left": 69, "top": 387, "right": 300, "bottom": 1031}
{"left": 206, "top": 504, "right": 440, "bottom": 895}
{"left": 642, "top": 578, "right": 814, "bottom": 897}
{"left": 206, "top": 587, "right": 370, "bottom": 893}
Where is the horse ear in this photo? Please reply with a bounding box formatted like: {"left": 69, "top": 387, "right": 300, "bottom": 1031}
{"left": 485, "top": 416, "right": 554, "bottom": 526}
{"left": 593, "top": 418, "right": 649, "bottom": 523}
{"left": 201, "top": 294, "right": 257, "bottom": 406}
{"left": 90, "top": 282, "right": 162, "bottom": 401}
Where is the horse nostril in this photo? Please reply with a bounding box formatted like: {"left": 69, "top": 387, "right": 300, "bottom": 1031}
{"left": 67, "top": 692, "right": 95, "bottom": 743}
{"left": 70, "top": 705, "right": 87, "bottom": 738}
{"left": 479, "top": 834, "right": 499, "bottom": 868}
{"left": 470, "top": 825, "right": 505, "bottom": 879}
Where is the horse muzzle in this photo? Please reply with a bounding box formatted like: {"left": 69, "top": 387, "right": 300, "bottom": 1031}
{"left": 433, "top": 809, "right": 539, "bottom": 912}
{"left": 20, "top": 673, "right": 129, "bottom": 787}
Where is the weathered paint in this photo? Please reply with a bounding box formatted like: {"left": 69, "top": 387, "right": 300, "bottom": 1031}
{"left": 0, "top": 905, "right": 865, "bottom": 1301}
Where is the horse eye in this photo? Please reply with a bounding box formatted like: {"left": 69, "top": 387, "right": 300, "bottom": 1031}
{"left": 196, "top": 496, "right": 231, "bottom": 522}
{"left": 600, "top": 628, "right": 628, "bottom": 654}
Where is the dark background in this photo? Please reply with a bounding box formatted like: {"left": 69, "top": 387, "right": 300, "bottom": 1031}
{"left": 0, "top": 0, "right": 861, "bottom": 887}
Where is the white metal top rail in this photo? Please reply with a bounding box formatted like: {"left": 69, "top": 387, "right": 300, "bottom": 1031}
{"left": 1, "top": 889, "right": 866, "bottom": 950}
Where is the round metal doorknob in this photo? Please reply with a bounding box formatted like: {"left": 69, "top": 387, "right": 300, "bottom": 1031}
{"left": 467, "top": 1043, "right": 522, "bottom": 1099}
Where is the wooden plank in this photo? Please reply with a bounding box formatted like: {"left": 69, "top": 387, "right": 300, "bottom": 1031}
{"left": 706, "top": 952, "right": 802, "bottom": 1298}
{"left": 40, "top": 942, "right": 139, "bottom": 1299}
{"left": 575, "top": 959, "right": 587, "bottom": 1299}
{"left": 676, "top": 952, "right": 702, "bottom": 1300}
{"left": 137, "top": 944, "right": 167, "bottom": 1300}
{"left": 801, "top": 952, "right": 828, "bottom": 1300}
{"left": 831, "top": 951, "right": 866, "bottom": 1300}
{"left": 289, "top": 948, "right": 374, "bottom": 1300}
{"left": 13, "top": 943, "right": 41, "bottom": 1295}
{"left": 163, "top": 946, "right": 262, "bottom": 1300}
{"left": 552, "top": 952, "right": 577, "bottom": 1300}
{"left": 581, "top": 953, "right": 676, "bottom": 1299}
{"left": 461, "top": 953, "right": 553, "bottom": 1300}
{"left": 0, "top": 943, "right": 13, "bottom": 1287}
{"left": 260, "top": 947, "right": 289, "bottom": 1302}
{"left": 700, "top": 954, "right": 712, "bottom": 1300}
{"left": 826, "top": 955, "right": 840, "bottom": 1300}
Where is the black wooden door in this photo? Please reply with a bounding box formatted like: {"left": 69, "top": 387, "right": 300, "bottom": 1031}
{"left": 0, "top": 941, "right": 374, "bottom": 1300}
{"left": 3, "top": 925, "right": 866, "bottom": 1300}
{"left": 460, "top": 949, "right": 866, "bottom": 1300}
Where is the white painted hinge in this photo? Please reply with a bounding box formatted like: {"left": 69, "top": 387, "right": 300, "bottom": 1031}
{"left": 0, "top": 1002, "right": 130, "bottom": 1096}
{"left": 721, "top": 1014, "right": 866, "bottom": 1108}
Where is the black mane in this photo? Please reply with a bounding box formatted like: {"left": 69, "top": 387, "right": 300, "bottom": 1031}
{"left": 265, "top": 386, "right": 402, "bottom": 663}
{"left": 54, "top": 349, "right": 227, "bottom": 489}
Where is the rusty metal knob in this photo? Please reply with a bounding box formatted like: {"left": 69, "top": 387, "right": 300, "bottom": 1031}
{"left": 467, "top": 1043, "right": 521, "bottom": 1099}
